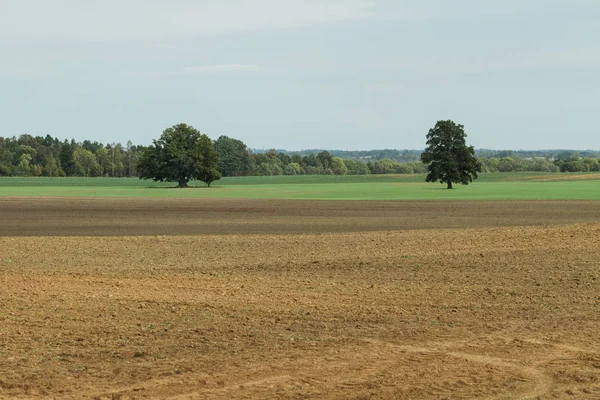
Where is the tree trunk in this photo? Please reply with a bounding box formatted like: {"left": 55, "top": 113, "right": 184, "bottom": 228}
{"left": 447, "top": 181, "right": 453, "bottom": 189}
{"left": 177, "top": 179, "right": 188, "bottom": 188}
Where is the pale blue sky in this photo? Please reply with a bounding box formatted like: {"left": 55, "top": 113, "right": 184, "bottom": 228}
{"left": 1, "top": 0, "right": 598, "bottom": 150}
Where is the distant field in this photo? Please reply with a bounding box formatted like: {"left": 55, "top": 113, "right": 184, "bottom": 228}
{"left": 0, "top": 173, "right": 598, "bottom": 200}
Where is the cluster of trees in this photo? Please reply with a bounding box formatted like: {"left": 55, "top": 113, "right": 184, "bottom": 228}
{"left": 480, "top": 157, "right": 559, "bottom": 173}
{"left": 1, "top": 124, "right": 598, "bottom": 183}
{"left": 268, "top": 149, "right": 424, "bottom": 163}
{"left": 135, "top": 124, "right": 435, "bottom": 187}
{"left": 477, "top": 149, "right": 600, "bottom": 159}
{"left": 0, "top": 135, "right": 141, "bottom": 177}
{"left": 267, "top": 148, "right": 600, "bottom": 165}
{"left": 242, "top": 148, "right": 427, "bottom": 176}
{"left": 553, "top": 153, "right": 600, "bottom": 172}
{"left": 137, "top": 120, "right": 479, "bottom": 189}
{"left": 479, "top": 153, "right": 600, "bottom": 173}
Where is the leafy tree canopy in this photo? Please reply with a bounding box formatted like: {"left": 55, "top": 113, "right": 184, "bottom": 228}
{"left": 420, "top": 120, "right": 482, "bottom": 189}
{"left": 137, "top": 123, "right": 221, "bottom": 187}
{"left": 214, "top": 135, "right": 252, "bottom": 177}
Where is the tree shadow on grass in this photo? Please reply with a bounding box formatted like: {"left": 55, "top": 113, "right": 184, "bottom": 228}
{"left": 142, "top": 185, "right": 224, "bottom": 189}
{"left": 143, "top": 186, "right": 204, "bottom": 189}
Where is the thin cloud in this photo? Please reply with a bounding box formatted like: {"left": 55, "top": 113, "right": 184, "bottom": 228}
{"left": 181, "top": 64, "right": 260, "bottom": 74}
{"left": 366, "top": 47, "right": 600, "bottom": 76}
{"left": 122, "top": 64, "right": 262, "bottom": 80}
{"left": 377, "top": 0, "right": 595, "bottom": 22}
{"left": 0, "top": 0, "right": 376, "bottom": 42}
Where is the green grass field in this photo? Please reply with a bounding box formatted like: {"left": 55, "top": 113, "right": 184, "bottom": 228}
{"left": 0, "top": 173, "right": 598, "bottom": 200}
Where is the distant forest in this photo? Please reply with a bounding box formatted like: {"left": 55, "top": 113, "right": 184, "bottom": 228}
{"left": 1, "top": 133, "right": 599, "bottom": 178}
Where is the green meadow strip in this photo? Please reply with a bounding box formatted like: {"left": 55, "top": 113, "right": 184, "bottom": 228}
{"left": 0, "top": 174, "right": 598, "bottom": 200}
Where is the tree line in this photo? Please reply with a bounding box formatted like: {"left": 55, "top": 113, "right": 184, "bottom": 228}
{"left": 1, "top": 132, "right": 598, "bottom": 178}
{"left": 0, "top": 135, "right": 142, "bottom": 177}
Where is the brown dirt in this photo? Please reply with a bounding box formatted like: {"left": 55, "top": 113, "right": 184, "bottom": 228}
{"left": 3, "top": 197, "right": 600, "bottom": 236}
{"left": 1, "top": 198, "right": 600, "bottom": 399}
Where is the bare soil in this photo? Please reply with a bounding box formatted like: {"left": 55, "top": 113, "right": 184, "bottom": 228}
{"left": 1, "top": 198, "right": 599, "bottom": 399}
{"left": 3, "top": 197, "right": 600, "bottom": 236}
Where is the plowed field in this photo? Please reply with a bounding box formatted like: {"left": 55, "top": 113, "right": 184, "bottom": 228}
{"left": 1, "top": 198, "right": 599, "bottom": 399}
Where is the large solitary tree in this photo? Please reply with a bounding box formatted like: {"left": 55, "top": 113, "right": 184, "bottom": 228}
{"left": 137, "top": 123, "right": 221, "bottom": 187}
{"left": 420, "top": 120, "right": 482, "bottom": 189}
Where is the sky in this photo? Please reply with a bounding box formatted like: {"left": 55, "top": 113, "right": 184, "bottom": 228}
{"left": 1, "top": 0, "right": 599, "bottom": 150}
